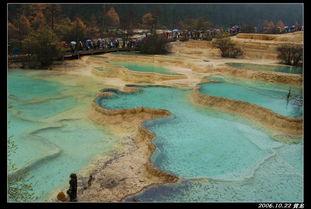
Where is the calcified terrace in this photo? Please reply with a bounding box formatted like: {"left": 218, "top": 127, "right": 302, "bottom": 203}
{"left": 9, "top": 32, "right": 303, "bottom": 202}
{"left": 55, "top": 32, "right": 302, "bottom": 201}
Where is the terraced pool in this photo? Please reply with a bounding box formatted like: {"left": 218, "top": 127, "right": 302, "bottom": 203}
{"left": 199, "top": 76, "right": 303, "bottom": 118}
{"left": 8, "top": 68, "right": 303, "bottom": 202}
{"left": 8, "top": 70, "right": 118, "bottom": 201}
{"left": 98, "top": 86, "right": 303, "bottom": 202}
{"left": 111, "top": 62, "right": 179, "bottom": 75}
{"left": 226, "top": 62, "right": 303, "bottom": 74}
{"left": 127, "top": 142, "right": 303, "bottom": 202}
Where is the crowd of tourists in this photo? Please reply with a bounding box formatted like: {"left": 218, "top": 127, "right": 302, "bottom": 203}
{"left": 64, "top": 37, "right": 142, "bottom": 54}
{"left": 159, "top": 26, "right": 242, "bottom": 42}
{"left": 62, "top": 23, "right": 303, "bottom": 55}
{"left": 63, "top": 25, "right": 242, "bottom": 54}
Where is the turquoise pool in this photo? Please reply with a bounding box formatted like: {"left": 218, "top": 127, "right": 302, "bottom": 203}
{"left": 226, "top": 62, "right": 302, "bottom": 74}
{"left": 8, "top": 70, "right": 118, "bottom": 201}
{"left": 126, "top": 143, "right": 303, "bottom": 202}
{"left": 199, "top": 76, "right": 303, "bottom": 118}
{"left": 98, "top": 86, "right": 303, "bottom": 201}
{"left": 111, "top": 62, "right": 179, "bottom": 75}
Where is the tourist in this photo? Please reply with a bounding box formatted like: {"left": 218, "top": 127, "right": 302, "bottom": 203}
{"left": 67, "top": 173, "right": 77, "bottom": 202}
{"left": 78, "top": 41, "right": 83, "bottom": 51}
{"left": 115, "top": 39, "right": 119, "bottom": 48}
{"left": 70, "top": 41, "right": 77, "bottom": 54}
{"left": 85, "top": 39, "right": 90, "bottom": 50}
{"left": 287, "top": 88, "right": 292, "bottom": 102}
{"left": 96, "top": 39, "right": 101, "bottom": 49}
{"left": 88, "top": 174, "right": 93, "bottom": 187}
{"left": 12, "top": 47, "right": 20, "bottom": 58}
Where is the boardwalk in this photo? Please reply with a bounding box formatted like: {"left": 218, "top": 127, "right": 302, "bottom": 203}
{"left": 63, "top": 47, "right": 138, "bottom": 60}
{"left": 8, "top": 47, "right": 139, "bottom": 63}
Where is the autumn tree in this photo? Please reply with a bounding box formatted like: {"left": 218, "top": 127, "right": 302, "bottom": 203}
{"left": 119, "top": 8, "right": 135, "bottom": 46}
{"left": 54, "top": 17, "right": 87, "bottom": 42}
{"left": 44, "top": 4, "right": 62, "bottom": 31}
{"left": 8, "top": 21, "right": 19, "bottom": 40}
{"left": 8, "top": 22, "right": 20, "bottom": 54}
{"left": 22, "top": 28, "right": 64, "bottom": 68}
{"left": 142, "top": 12, "right": 157, "bottom": 34}
{"left": 54, "top": 17, "right": 74, "bottom": 42}
{"left": 86, "top": 15, "right": 101, "bottom": 38}
{"left": 275, "top": 20, "right": 285, "bottom": 33}
{"left": 8, "top": 15, "right": 32, "bottom": 53}
{"left": 18, "top": 15, "right": 32, "bottom": 38}
{"left": 104, "top": 7, "right": 120, "bottom": 30}
{"left": 194, "top": 18, "right": 212, "bottom": 30}
{"left": 262, "top": 20, "right": 276, "bottom": 34}
{"left": 31, "top": 10, "right": 46, "bottom": 30}
{"left": 72, "top": 17, "right": 87, "bottom": 41}
{"left": 178, "top": 18, "right": 212, "bottom": 31}
{"left": 13, "top": 5, "right": 34, "bottom": 20}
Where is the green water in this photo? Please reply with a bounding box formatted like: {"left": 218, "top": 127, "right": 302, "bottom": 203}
{"left": 8, "top": 70, "right": 117, "bottom": 201}
{"left": 98, "top": 86, "right": 303, "bottom": 202}
{"left": 226, "top": 62, "right": 303, "bottom": 74}
{"left": 111, "top": 62, "right": 179, "bottom": 75}
{"left": 199, "top": 76, "right": 303, "bottom": 118}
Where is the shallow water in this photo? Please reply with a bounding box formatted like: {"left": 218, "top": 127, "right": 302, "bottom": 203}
{"left": 199, "top": 76, "right": 303, "bottom": 117}
{"left": 98, "top": 86, "right": 303, "bottom": 202}
{"left": 8, "top": 70, "right": 117, "bottom": 201}
{"left": 226, "top": 62, "right": 302, "bottom": 74}
{"left": 127, "top": 144, "right": 303, "bottom": 202}
{"left": 22, "top": 119, "right": 116, "bottom": 201}
{"left": 128, "top": 143, "right": 303, "bottom": 202}
{"left": 111, "top": 62, "right": 179, "bottom": 75}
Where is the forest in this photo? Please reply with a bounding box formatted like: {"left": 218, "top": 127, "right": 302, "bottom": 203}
{"left": 7, "top": 4, "right": 303, "bottom": 67}
{"left": 8, "top": 4, "right": 303, "bottom": 30}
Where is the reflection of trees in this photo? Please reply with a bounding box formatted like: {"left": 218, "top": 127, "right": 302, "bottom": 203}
{"left": 8, "top": 123, "right": 36, "bottom": 202}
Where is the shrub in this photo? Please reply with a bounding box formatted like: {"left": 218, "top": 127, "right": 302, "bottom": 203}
{"left": 202, "top": 34, "right": 213, "bottom": 41}
{"left": 139, "top": 34, "right": 170, "bottom": 54}
{"left": 215, "top": 31, "right": 230, "bottom": 39}
{"left": 277, "top": 44, "right": 303, "bottom": 66}
{"left": 212, "top": 38, "right": 244, "bottom": 58}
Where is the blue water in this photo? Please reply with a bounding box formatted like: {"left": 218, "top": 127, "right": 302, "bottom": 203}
{"left": 8, "top": 70, "right": 118, "bottom": 201}
{"left": 111, "top": 62, "right": 179, "bottom": 75}
{"left": 199, "top": 77, "right": 303, "bottom": 118}
{"left": 98, "top": 86, "right": 303, "bottom": 202}
{"left": 128, "top": 143, "right": 303, "bottom": 202}
{"left": 8, "top": 71, "right": 63, "bottom": 101}
{"left": 226, "top": 63, "right": 303, "bottom": 74}
{"left": 127, "top": 143, "right": 303, "bottom": 202}
{"left": 22, "top": 119, "right": 116, "bottom": 201}
{"left": 8, "top": 69, "right": 303, "bottom": 202}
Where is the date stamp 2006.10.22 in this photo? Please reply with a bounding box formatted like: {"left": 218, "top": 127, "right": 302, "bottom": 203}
{"left": 258, "top": 203, "right": 304, "bottom": 209}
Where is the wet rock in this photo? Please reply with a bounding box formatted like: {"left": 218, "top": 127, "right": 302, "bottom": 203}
{"left": 57, "top": 191, "right": 67, "bottom": 202}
